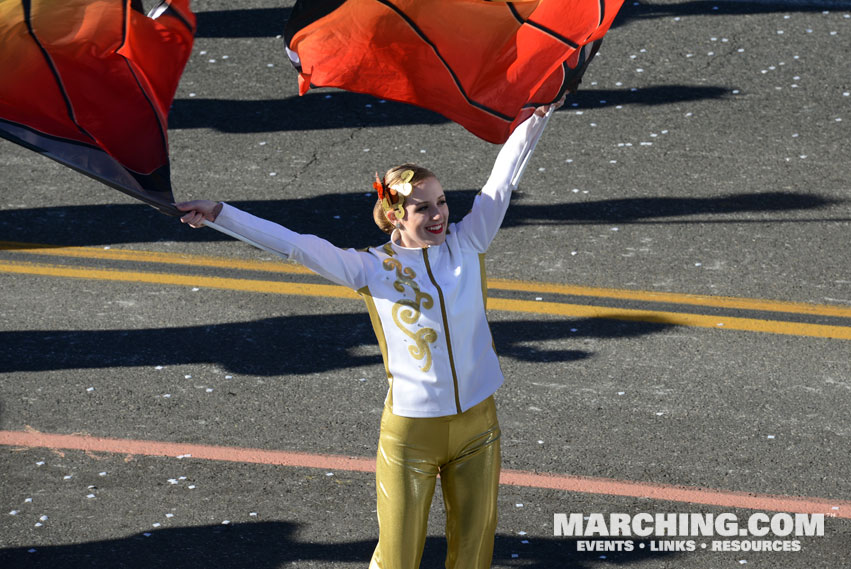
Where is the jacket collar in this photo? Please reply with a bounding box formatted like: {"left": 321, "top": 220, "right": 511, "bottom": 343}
{"left": 385, "top": 232, "right": 442, "bottom": 261}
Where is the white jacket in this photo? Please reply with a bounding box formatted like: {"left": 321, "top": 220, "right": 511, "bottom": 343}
{"left": 215, "top": 113, "right": 549, "bottom": 417}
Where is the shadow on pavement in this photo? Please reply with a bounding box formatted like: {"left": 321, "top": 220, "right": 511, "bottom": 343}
{"left": 0, "top": 316, "right": 672, "bottom": 375}
{"left": 169, "top": 92, "right": 448, "bottom": 133}
{"left": 0, "top": 191, "right": 841, "bottom": 249}
{"left": 195, "top": 7, "right": 291, "bottom": 38}
{"left": 189, "top": 3, "right": 837, "bottom": 39}
{"left": 167, "top": 85, "right": 731, "bottom": 133}
{"left": 496, "top": 318, "right": 671, "bottom": 364}
{"left": 503, "top": 192, "right": 844, "bottom": 226}
{"left": 0, "top": 521, "right": 678, "bottom": 568}
{"left": 612, "top": 0, "right": 839, "bottom": 31}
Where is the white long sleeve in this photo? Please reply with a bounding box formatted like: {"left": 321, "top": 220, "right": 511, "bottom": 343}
{"left": 213, "top": 203, "right": 377, "bottom": 290}
{"left": 454, "top": 113, "right": 550, "bottom": 252}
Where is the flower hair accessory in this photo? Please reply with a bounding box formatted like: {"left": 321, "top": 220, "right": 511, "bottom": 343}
{"left": 374, "top": 169, "right": 414, "bottom": 221}
{"left": 390, "top": 170, "right": 414, "bottom": 197}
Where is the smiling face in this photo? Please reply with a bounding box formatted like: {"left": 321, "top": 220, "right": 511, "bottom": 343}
{"left": 389, "top": 176, "right": 448, "bottom": 248}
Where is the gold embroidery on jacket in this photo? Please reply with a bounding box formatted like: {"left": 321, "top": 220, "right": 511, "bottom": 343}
{"left": 383, "top": 257, "right": 437, "bottom": 372}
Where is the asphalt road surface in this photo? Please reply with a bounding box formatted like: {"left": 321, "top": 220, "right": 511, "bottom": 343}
{"left": 1, "top": 0, "right": 849, "bottom": 568}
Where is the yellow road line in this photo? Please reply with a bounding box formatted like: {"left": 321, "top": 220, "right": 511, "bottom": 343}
{"left": 0, "top": 240, "right": 312, "bottom": 275}
{"left": 2, "top": 259, "right": 849, "bottom": 340}
{"left": 487, "top": 279, "right": 851, "bottom": 318}
{"left": 489, "top": 298, "right": 851, "bottom": 341}
{"left": 3, "top": 240, "right": 849, "bottom": 318}
{"left": 0, "top": 259, "right": 358, "bottom": 300}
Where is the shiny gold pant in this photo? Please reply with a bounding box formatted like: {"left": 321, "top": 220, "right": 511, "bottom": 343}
{"left": 369, "top": 396, "right": 501, "bottom": 569}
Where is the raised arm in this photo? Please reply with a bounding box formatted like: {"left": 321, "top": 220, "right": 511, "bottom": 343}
{"left": 455, "top": 105, "right": 556, "bottom": 252}
{"left": 177, "top": 201, "right": 375, "bottom": 290}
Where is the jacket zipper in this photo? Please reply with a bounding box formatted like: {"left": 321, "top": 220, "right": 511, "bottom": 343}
{"left": 422, "top": 248, "right": 462, "bottom": 414}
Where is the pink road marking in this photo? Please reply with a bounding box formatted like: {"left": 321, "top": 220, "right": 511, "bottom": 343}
{"left": 1, "top": 430, "right": 847, "bottom": 518}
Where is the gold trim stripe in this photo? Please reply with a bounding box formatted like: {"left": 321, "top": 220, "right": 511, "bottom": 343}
{"left": 478, "top": 253, "right": 488, "bottom": 310}
{"left": 422, "top": 248, "right": 462, "bottom": 414}
{"left": 358, "top": 286, "right": 394, "bottom": 406}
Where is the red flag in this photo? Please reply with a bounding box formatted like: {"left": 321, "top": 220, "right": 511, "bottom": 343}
{"left": 284, "top": 0, "right": 623, "bottom": 143}
{"left": 0, "top": 0, "right": 195, "bottom": 215}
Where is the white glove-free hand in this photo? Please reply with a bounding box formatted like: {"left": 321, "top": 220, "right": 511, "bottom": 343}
{"left": 176, "top": 200, "right": 222, "bottom": 228}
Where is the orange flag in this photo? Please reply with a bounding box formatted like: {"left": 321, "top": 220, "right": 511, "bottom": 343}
{"left": 285, "top": 0, "right": 624, "bottom": 143}
{"left": 0, "top": 0, "right": 195, "bottom": 214}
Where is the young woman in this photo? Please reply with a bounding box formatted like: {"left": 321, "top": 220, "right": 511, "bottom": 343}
{"left": 177, "top": 101, "right": 559, "bottom": 569}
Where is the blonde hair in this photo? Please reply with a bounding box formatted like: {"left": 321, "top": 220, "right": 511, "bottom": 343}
{"left": 372, "top": 163, "right": 436, "bottom": 234}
